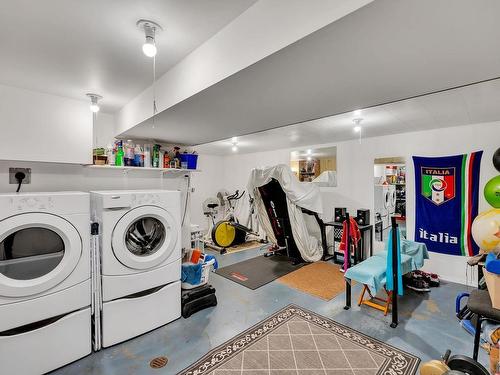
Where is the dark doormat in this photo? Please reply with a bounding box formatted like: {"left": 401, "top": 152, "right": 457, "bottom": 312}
{"left": 214, "top": 255, "right": 302, "bottom": 289}
{"left": 178, "top": 304, "right": 420, "bottom": 375}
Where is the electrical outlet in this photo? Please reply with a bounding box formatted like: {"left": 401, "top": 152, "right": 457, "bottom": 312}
{"left": 9, "top": 168, "right": 31, "bottom": 184}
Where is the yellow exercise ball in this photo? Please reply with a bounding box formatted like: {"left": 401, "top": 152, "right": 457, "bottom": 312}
{"left": 471, "top": 209, "right": 500, "bottom": 252}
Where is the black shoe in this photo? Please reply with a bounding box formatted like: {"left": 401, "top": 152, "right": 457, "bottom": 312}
{"left": 405, "top": 276, "right": 430, "bottom": 292}
{"left": 414, "top": 270, "right": 440, "bottom": 287}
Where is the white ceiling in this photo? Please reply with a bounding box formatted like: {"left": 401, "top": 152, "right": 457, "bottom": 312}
{"left": 0, "top": 0, "right": 256, "bottom": 112}
{"left": 122, "top": 0, "right": 500, "bottom": 145}
{"left": 196, "top": 78, "right": 500, "bottom": 155}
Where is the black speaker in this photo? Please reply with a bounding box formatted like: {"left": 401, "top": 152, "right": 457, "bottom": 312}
{"left": 356, "top": 209, "right": 370, "bottom": 226}
{"left": 334, "top": 207, "right": 347, "bottom": 223}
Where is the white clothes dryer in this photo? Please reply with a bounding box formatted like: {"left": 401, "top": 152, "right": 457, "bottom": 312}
{"left": 0, "top": 192, "right": 91, "bottom": 375}
{"left": 90, "top": 190, "right": 181, "bottom": 347}
{"left": 374, "top": 185, "right": 390, "bottom": 229}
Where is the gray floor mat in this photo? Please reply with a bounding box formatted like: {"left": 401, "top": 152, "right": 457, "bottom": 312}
{"left": 214, "top": 255, "right": 302, "bottom": 289}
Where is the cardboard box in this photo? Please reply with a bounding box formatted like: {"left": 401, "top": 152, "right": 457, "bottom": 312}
{"left": 484, "top": 268, "right": 500, "bottom": 309}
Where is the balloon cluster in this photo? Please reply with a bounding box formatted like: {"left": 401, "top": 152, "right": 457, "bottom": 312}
{"left": 471, "top": 148, "right": 500, "bottom": 252}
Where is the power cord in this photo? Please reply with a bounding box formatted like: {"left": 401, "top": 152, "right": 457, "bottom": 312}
{"left": 15, "top": 171, "right": 25, "bottom": 192}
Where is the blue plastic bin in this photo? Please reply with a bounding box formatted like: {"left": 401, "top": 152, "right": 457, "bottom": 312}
{"left": 180, "top": 153, "right": 198, "bottom": 169}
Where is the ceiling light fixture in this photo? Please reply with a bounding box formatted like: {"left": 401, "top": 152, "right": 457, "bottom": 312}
{"left": 231, "top": 137, "right": 238, "bottom": 152}
{"left": 307, "top": 156, "right": 312, "bottom": 161}
{"left": 86, "top": 93, "right": 102, "bottom": 113}
{"left": 307, "top": 149, "right": 312, "bottom": 155}
{"left": 353, "top": 109, "right": 362, "bottom": 117}
{"left": 353, "top": 118, "right": 363, "bottom": 144}
{"left": 137, "top": 19, "right": 163, "bottom": 57}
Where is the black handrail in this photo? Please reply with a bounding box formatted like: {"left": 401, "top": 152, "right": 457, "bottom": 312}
{"left": 344, "top": 213, "right": 351, "bottom": 310}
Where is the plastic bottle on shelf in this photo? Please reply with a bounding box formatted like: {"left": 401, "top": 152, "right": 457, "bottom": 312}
{"left": 163, "top": 152, "right": 170, "bottom": 168}
{"left": 159, "top": 150, "right": 164, "bottom": 169}
{"left": 152, "top": 144, "right": 160, "bottom": 168}
{"left": 124, "top": 140, "right": 135, "bottom": 166}
{"left": 144, "top": 144, "right": 151, "bottom": 168}
{"left": 134, "top": 144, "right": 143, "bottom": 167}
{"left": 107, "top": 144, "right": 115, "bottom": 166}
{"left": 115, "top": 141, "right": 124, "bottom": 166}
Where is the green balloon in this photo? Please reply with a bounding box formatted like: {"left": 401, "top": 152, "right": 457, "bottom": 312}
{"left": 484, "top": 175, "right": 500, "bottom": 208}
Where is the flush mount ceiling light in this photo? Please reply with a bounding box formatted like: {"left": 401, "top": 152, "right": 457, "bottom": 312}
{"left": 137, "top": 19, "right": 163, "bottom": 57}
{"left": 86, "top": 93, "right": 102, "bottom": 113}
{"left": 353, "top": 118, "right": 363, "bottom": 144}
{"left": 353, "top": 118, "right": 363, "bottom": 132}
{"left": 353, "top": 109, "right": 362, "bottom": 117}
{"left": 231, "top": 137, "right": 238, "bottom": 152}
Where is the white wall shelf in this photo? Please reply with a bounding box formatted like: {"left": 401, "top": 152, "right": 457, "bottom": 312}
{"left": 85, "top": 165, "right": 201, "bottom": 173}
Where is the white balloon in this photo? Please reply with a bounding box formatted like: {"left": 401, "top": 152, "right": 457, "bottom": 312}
{"left": 471, "top": 209, "right": 500, "bottom": 252}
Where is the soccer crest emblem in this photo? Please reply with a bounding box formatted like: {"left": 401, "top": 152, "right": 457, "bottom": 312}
{"left": 421, "top": 167, "right": 455, "bottom": 205}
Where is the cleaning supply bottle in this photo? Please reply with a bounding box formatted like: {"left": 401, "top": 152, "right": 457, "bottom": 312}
{"left": 107, "top": 144, "right": 115, "bottom": 166}
{"left": 115, "top": 141, "right": 124, "bottom": 166}
{"left": 144, "top": 144, "right": 151, "bottom": 168}
{"left": 134, "top": 144, "right": 143, "bottom": 167}
{"left": 152, "top": 144, "right": 160, "bottom": 168}
{"left": 163, "top": 152, "right": 170, "bottom": 168}
{"left": 124, "top": 140, "right": 135, "bottom": 166}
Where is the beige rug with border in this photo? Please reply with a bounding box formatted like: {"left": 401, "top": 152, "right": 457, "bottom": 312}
{"left": 277, "top": 261, "right": 346, "bottom": 300}
{"left": 178, "top": 304, "right": 420, "bottom": 375}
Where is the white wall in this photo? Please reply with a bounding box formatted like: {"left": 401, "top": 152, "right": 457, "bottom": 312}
{"left": 219, "top": 122, "right": 499, "bottom": 285}
{"left": 0, "top": 84, "right": 92, "bottom": 164}
{"left": 93, "top": 112, "right": 116, "bottom": 149}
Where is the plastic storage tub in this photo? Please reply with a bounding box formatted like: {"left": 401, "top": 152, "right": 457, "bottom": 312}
{"left": 182, "top": 258, "right": 215, "bottom": 290}
{"left": 180, "top": 153, "right": 198, "bottom": 169}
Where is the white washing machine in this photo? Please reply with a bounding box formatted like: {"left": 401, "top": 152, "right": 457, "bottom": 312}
{"left": 387, "top": 185, "right": 397, "bottom": 216}
{"left": 374, "top": 185, "right": 390, "bottom": 229}
{"left": 90, "top": 190, "right": 181, "bottom": 347}
{"left": 0, "top": 192, "right": 91, "bottom": 375}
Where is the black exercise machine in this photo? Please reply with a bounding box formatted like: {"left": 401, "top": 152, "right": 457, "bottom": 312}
{"left": 258, "top": 179, "right": 328, "bottom": 263}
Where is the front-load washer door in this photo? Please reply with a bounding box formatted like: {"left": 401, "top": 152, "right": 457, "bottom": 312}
{"left": 111, "top": 205, "right": 178, "bottom": 270}
{"left": 0, "top": 213, "right": 82, "bottom": 297}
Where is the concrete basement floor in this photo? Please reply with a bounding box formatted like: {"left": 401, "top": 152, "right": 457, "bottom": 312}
{"left": 52, "top": 247, "right": 488, "bottom": 375}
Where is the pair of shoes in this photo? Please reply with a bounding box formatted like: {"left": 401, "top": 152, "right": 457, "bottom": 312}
{"left": 404, "top": 275, "right": 431, "bottom": 292}
{"left": 414, "top": 270, "right": 440, "bottom": 287}
{"left": 467, "top": 251, "right": 487, "bottom": 266}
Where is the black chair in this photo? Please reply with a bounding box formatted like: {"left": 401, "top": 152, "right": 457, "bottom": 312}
{"left": 467, "top": 289, "right": 500, "bottom": 360}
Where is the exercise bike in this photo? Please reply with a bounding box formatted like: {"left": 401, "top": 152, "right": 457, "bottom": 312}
{"left": 204, "top": 190, "right": 263, "bottom": 253}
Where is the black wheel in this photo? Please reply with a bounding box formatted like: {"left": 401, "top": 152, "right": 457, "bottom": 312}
{"left": 233, "top": 228, "right": 246, "bottom": 245}
{"left": 447, "top": 355, "right": 489, "bottom": 375}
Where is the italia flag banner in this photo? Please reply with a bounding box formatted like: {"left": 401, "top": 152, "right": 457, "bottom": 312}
{"left": 413, "top": 151, "right": 483, "bottom": 256}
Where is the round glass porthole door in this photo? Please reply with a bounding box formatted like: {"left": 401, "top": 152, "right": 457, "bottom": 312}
{"left": 124, "top": 217, "right": 165, "bottom": 257}
{"left": 0, "top": 213, "right": 82, "bottom": 297}
{"left": 0, "top": 227, "right": 64, "bottom": 280}
{"left": 112, "top": 206, "right": 178, "bottom": 270}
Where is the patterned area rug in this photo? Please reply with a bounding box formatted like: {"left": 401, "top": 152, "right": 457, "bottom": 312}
{"left": 179, "top": 305, "right": 420, "bottom": 375}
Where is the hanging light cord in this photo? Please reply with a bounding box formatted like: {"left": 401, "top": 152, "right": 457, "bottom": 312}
{"left": 152, "top": 55, "right": 157, "bottom": 128}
